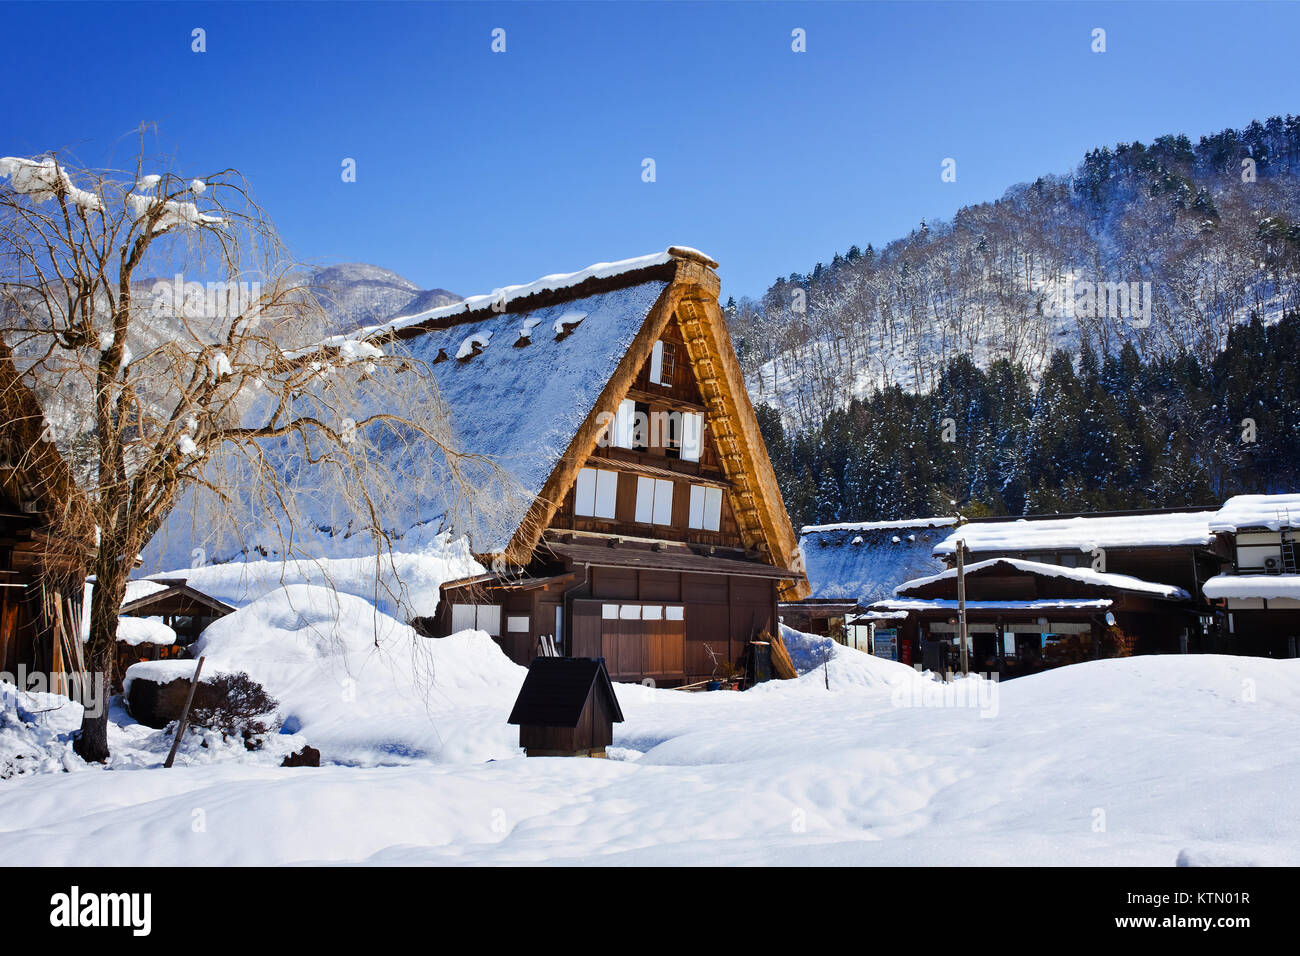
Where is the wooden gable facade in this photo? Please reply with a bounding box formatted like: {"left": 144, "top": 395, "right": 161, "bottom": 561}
{"left": 422, "top": 248, "right": 808, "bottom": 686}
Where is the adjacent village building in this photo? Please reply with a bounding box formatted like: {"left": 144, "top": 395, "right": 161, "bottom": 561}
{"left": 794, "top": 500, "right": 1299, "bottom": 677}
{"left": 783, "top": 517, "right": 954, "bottom": 662}
{"left": 366, "top": 248, "right": 809, "bottom": 686}
{"left": 1202, "top": 493, "right": 1300, "bottom": 657}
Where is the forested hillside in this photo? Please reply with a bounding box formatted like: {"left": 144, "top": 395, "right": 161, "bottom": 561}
{"left": 760, "top": 312, "right": 1300, "bottom": 529}
{"left": 731, "top": 115, "right": 1300, "bottom": 435}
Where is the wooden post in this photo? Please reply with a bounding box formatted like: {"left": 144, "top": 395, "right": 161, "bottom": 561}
{"left": 163, "top": 656, "right": 205, "bottom": 769}
{"left": 956, "top": 540, "right": 969, "bottom": 677}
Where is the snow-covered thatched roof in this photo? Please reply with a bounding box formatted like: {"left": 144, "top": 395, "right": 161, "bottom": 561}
{"left": 386, "top": 279, "right": 670, "bottom": 552}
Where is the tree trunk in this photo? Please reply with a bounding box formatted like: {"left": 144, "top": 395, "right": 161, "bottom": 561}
{"left": 73, "top": 562, "right": 124, "bottom": 762}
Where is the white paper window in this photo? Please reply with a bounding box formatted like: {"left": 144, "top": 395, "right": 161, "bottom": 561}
{"left": 649, "top": 340, "right": 664, "bottom": 385}
{"left": 689, "top": 485, "right": 723, "bottom": 531}
{"left": 703, "top": 486, "right": 722, "bottom": 531}
{"left": 665, "top": 606, "right": 684, "bottom": 621}
{"left": 452, "top": 604, "right": 501, "bottom": 636}
{"left": 594, "top": 469, "right": 617, "bottom": 519}
{"left": 602, "top": 604, "right": 620, "bottom": 619}
{"left": 507, "top": 615, "right": 530, "bottom": 633}
{"left": 642, "top": 605, "right": 663, "bottom": 620}
{"left": 451, "top": 604, "right": 475, "bottom": 632}
{"left": 575, "top": 468, "right": 596, "bottom": 516}
{"left": 612, "top": 398, "right": 637, "bottom": 449}
{"left": 620, "top": 605, "right": 641, "bottom": 620}
{"left": 653, "top": 478, "right": 673, "bottom": 525}
{"left": 635, "top": 476, "right": 673, "bottom": 526}
{"left": 635, "top": 476, "right": 655, "bottom": 524}
{"left": 681, "top": 412, "right": 703, "bottom": 462}
{"left": 575, "top": 467, "right": 617, "bottom": 519}
{"left": 689, "top": 485, "right": 706, "bottom": 529}
{"left": 476, "top": 605, "right": 501, "bottom": 637}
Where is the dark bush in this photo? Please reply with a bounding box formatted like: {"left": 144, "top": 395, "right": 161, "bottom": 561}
{"left": 186, "top": 671, "right": 282, "bottom": 742}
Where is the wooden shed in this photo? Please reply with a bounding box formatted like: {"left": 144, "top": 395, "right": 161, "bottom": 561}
{"left": 119, "top": 578, "right": 234, "bottom": 646}
{"left": 507, "top": 657, "right": 624, "bottom": 757}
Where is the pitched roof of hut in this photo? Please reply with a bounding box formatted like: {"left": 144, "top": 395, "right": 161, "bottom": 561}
{"left": 507, "top": 657, "right": 625, "bottom": 727}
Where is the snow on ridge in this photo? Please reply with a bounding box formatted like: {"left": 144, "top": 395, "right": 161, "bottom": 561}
{"left": 1203, "top": 573, "right": 1300, "bottom": 601}
{"left": 934, "top": 511, "right": 1217, "bottom": 556}
{"left": 345, "top": 248, "right": 708, "bottom": 341}
{"left": 802, "top": 516, "right": 958, "bottom": 534}
{"left": 896, "top": 557, "right": 1191, "bottom": 600}
{"left": 1209, "top": 493, "right": 1300, "bottom": 532}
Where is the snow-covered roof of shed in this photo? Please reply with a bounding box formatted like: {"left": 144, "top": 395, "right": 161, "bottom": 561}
{"left": 933, "top": 511, "right": 1216, "bottom": 556}
{"left": 798, "top": 520, "right": 949, "bottom": 604}
{"left": 123, "top": 579, "right": 171, "bottom": 606}
{"left": 347, "top": 247, "right": 714, "bottom": 341}
{"left": 1209, "top": 493, "right": 1300, "bottom": 532}
{"left": 1203, "top": 573, "right": 1300, "bottom": 601}
{"left": 896, "top": 557, "right": 1190, "bottom": 601}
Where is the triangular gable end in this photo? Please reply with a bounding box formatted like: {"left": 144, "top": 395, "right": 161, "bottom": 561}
{"left": 501, "top": 249, "right": 809, "bottom": 600}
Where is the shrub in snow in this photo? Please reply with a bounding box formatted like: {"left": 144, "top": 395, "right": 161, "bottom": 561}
{"left": 186, "top": 672, "right": 282, "bottom": 746}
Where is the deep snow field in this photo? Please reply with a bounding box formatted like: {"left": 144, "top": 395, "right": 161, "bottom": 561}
{"left": 2, "top": 556, "right": 1298, "bottom": 867}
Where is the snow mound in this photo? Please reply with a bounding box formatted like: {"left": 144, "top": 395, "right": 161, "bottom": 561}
{"left": 193, "top": 585, "right": 527, "bottom": 766}
{"left": 778, "top": 624, "right": 930, "bottom": 692}
{"left": 116, "top": 617, "right": 176, "bottom": 647}
{"left": 145, "top": 540, "right": 481, "bottom": 620}
{"left": 0, "top": 683, "right": 84, "bottom": 781}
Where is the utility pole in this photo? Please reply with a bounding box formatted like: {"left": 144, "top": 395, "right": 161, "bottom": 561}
{"left": 956, "top": 540, "right": 969, "bottom": 677}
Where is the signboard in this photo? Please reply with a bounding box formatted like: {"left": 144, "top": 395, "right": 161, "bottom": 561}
{"left": 873, "top": 628, "right": 898, "bottom": 661}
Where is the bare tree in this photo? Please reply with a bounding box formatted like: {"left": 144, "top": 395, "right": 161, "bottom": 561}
{"left": 0, "top": 139, "right": 506, "bottom": 761}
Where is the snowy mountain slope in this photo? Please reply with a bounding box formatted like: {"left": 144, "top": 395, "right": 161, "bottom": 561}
{"left": 735, "top": 116, "right": 1300, "bottom": 430}
{"left": 305, "top": 262, "right": 460, "bottom": 333}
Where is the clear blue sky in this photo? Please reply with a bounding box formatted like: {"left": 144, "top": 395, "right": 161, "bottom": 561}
{"left": 7, "top": 1, "right": 1300, "bottom": 301}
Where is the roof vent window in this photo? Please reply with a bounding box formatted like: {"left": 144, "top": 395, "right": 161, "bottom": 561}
{"left": 553, "top": 311, "right": 587, "bottom": 340}
{"left": 456, "top": 330, "right": 492, "bottom": 361}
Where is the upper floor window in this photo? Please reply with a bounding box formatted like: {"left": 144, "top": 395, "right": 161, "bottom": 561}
{"left": 635, "top": 476, "right": 674, "bottom": 526}
{"left": 610, "top": 399, "right": 637, "bottom": 450}
{"left": 688, "top": 485, "right": 723, "bottom": 531}
{"left": 575, "top": 467, "right": 618, "bottom": 519}
{"left": 649, "top": 340, "right": 677, "bottom": 387}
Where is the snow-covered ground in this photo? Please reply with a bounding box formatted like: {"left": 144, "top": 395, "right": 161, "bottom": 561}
{"left": 3, "top": 558, "right": 1298, "bottom": 866}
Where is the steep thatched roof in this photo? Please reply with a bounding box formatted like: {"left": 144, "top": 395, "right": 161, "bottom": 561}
{"left": 369, "top": 247, "right": 806, "bottom": 597}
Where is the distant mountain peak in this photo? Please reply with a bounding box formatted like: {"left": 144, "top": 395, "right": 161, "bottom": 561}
{"left": 304, "top": 262, "right": 460, "bottom": 333}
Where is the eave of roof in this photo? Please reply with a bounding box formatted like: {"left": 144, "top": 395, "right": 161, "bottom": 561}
{"left": 871, "top": 598, "right": 1113, "bottom": 612}
{"left": 544, "top": 539, "right": 802, "bottom": 581}
{"left": 896, "top": 557, "right": 1191, "bottom": 601}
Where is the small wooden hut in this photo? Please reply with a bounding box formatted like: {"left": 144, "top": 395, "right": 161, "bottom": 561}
{"left": 507, "top": 657, "right": 624, "bottom": 757}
